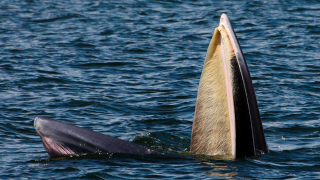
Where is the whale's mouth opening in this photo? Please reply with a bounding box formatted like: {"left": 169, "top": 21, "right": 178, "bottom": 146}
{"left": 190, "top": 14, "right": 268, "bottom": 159}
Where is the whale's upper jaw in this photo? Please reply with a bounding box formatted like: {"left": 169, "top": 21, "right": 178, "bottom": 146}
{"left": 190, "top": 13, "right": 268, "bottom": 159}
{"left": 34, "top": 116, "right": 161, "bottom": 157}
{"left": 34, "top": 116, "right": 76, "bottom": 156}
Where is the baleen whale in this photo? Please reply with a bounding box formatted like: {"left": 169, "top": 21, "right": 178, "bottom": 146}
{"left": 34, "top": 14, "right": 268, "bottom": 159}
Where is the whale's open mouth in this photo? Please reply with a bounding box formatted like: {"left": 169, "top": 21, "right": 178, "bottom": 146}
{"left": 190, "top": 14, "right": 268, "bottom": 158}
{"left": 34, "top": 14, "right": 268, "bottom": 159}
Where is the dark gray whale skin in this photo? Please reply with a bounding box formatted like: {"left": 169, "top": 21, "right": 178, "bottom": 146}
{"left": 34, "top": 116, "right": 161, "bottom": 157}
{"left": 220, "top": 14, "right": 269, "bottom": 158}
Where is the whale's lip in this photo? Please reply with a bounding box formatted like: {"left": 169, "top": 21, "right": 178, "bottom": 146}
{"left": 34, "top": 116, "right": 43, "bottom": 129}
{"left": 219, "top": 13, "right": 242, "bottom": 58}
{"left": 220, "top": 13, "right": 269, "bottom": 156}
{"left": 34, "top": 116, "right": 45, "bottom": 136}
{"left": 34, "top": 116, "right": 56, "bottom": 137}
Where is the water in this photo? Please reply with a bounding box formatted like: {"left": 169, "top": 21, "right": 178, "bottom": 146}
{"left": 1, "top": 0, "right": 319, "bottom": 179}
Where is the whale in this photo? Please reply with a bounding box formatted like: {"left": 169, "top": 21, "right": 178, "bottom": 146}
{"left": 34, "top": 14, "right": 268, "bottom": 159}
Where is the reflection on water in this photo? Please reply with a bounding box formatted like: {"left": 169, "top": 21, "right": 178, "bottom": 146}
{"left": 203, "top": 161, "right": 238, "bottom": 179}
{"left": 194, "top": 155, "right": 238, "bottom": 179}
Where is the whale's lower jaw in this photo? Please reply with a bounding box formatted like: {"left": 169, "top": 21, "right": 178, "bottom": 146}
{"left": 190, "top": 14, "right": 268, "bottom": 159}
{"left": 34, "top": 116, "right": 161, "bottom": 157}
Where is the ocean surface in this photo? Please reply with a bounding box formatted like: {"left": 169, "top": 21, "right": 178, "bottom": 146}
{"left": 1, "top": 0, "right": 319, "bottom": 179}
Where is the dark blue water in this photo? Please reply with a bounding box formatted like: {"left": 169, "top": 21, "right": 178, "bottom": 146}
{"left": 1, "top": 0, "right": 319, "bottom": 179}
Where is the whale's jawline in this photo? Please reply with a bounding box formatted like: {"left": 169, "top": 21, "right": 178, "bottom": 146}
{"left": 34, "top": 116, "right": 161, "bottom": 157}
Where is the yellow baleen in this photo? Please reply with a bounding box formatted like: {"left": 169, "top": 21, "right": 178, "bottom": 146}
{"left": 191, "top": 24, "right": 236, "bottom": 158}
